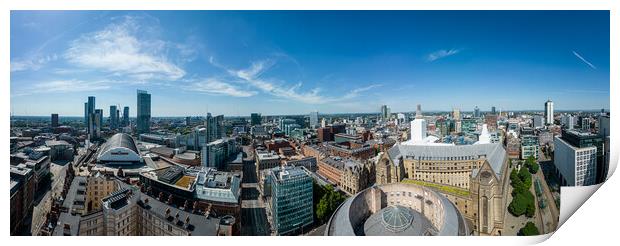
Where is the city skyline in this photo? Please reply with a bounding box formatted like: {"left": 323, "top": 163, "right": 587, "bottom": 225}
{"left": 11, "top": 11, "right": 610, "bottom": 116}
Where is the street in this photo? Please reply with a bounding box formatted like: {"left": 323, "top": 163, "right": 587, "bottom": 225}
{"left": 30, "top": 160, "right": 69, "bottom": 235}
{"left": 240, "top": 145, "right": 271, "bottom": 236}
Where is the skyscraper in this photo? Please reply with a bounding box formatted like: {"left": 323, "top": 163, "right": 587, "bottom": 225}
{"left": 474, "top": 106, "right": 480, "bottom": 118}
{"left": 89, "top": 109, "right": 103, "bottom": 139}
{"left": 137, "top": 90, "right": 151, "bottom": 134}
{"left": 561, "top": 114, "right": 575, "bottom": 130}
{"left": 251, "top": 113, "right": 262, "bottom": 126}
{"left": 123, "top": 106, "right": 129, "bottom": 127}
{"left": 491, "top": 106, "right": 496, "bottom": 115}
{"left": 116, "top": 108, "right": 120, "bottom": 129}
{"left": 84, "top": 102, "right": 88, "bottom": 125}
{"left": 533, "top": 115, "right": 544, "bottom": 128}
{"left": 380, "top": 105, "right": 389, "bottom": 120}
{"left": 309, "top": 111, "right": 319, "bottom": 129}
{"left": 86, "top": 96, "right": 96, "bottom": 132}
{"left": 545, "top": 99, "right": 554, "bottom": 125}
{"left": 51, "top": 114, "right": 59, "bottom": 127}
{"left": 109, "top": 105, "right": 118, "bottom": 130}
{"left": 205, "top": 114, "right": 224, "bottom": 142}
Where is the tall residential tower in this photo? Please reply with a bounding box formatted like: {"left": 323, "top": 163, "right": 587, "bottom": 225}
{"left": 545, "top": 99, "right": 554, "bottom": 125}
{"left": 137, "top": 90, "right": 151, "bottom": 134}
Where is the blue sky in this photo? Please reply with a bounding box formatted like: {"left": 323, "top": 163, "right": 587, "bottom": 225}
{"left": 10, "top": 11, "right": 610, "bottom": 117}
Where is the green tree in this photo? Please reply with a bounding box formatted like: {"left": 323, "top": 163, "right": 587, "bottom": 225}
{"left": 518, "top": 167, "right": 532, "bottom": 189}
{"left": 508, "top": 192, "right": 528, "bottom": 216}
{"left": 519, "top": 222, "right": 540, "bottom": 236}
{"left": 314, "top": 184, "right": 346, "bottom": 223}
{"left": 526, "top": 198, "right": 536, "bottom": 218}
{"left": 526, "top": 155, "right": 539, "bottom": 174}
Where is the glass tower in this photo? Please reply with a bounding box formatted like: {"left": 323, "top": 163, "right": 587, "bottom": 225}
{"left": 137, "top": 90, "right": 151, "bottom": 134}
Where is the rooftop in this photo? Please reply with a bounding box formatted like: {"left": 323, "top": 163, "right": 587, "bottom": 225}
{"left": 99, "top": 133, "right": 139, "bottom": 156}
{"left": 45, "top": 140, "right": 71, "bottom": 146}
{"left": 387, "top": 142, "right": 507, "bottom": 178}
{"left": 321, "top": 156, "right": 364, "bottom": 171}
{"left": 271, "top": 165, "right": 312, "bottom": 182}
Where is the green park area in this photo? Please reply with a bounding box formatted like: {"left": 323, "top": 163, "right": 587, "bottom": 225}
{"left": 509, "top": 156, "right": 541, "bottom": 235}
{"left": 402, "top": 179, "right": 470, "bottom": 197}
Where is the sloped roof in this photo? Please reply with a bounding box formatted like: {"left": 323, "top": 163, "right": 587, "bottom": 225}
{"left": 387, "top": 143, "right": 507, "bottom": 178}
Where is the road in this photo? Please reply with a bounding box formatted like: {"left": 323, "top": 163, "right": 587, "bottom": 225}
{"left": 240, "top": 145, "right": 271, "bottom": 236}
{"left": 30, "top": 160, "right": 69, "bottom": 235}
{"left": 535, "top": 169, "right": 559, "bottom": 233}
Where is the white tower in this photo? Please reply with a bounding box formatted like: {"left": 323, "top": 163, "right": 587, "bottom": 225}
{"left": 545, "top": 99, "right": 554, "bottom": 125}
{"left": 410, "top": 104, "right": 427, "bottom": 143}
{"left": 476, "top": 124, "right": 491, "bottom": 144}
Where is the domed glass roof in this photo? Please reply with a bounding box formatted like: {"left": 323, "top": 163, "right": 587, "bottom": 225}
{"left": 381, "top": 205, "right": 414, "bottom": 233}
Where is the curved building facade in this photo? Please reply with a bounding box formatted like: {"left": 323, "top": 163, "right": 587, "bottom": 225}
{"left": 325, "top": 182, "right": 469, "bottom": 236}
{"left": 375, "top": 142, "right": 509, "bottom": 235}
{"left": 97, "top": 133, "right": 142, "bottom": 165}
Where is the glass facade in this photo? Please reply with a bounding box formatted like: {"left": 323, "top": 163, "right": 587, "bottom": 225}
{"left": 271, "top": 167, "right": 313, "bottom": 235}
{"left": 137, "top": 90, "right": 151, "bottom": 134}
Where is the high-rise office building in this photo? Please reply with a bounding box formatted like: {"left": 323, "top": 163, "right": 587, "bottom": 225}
{"left": 51, "top": 114, "right": 59, "bottom": 127}
{"left": 137, "top": 90, "right": 151, "bottom": 134}
{"left": 116, "top": 108, "right": 120, "bottom": 129}
{"left": 201, "top": 138, "right": 239, "bottom": 169}
{"left": 269, "top": 166, "right": 313, "bottom": 235}
{"left": 251, "top": 113, "right": 262, "bottom": 126}
{"left": 84, "top": 102, "right": 88, "bottom": 125}
{"left": 88, "top": 96, "right": 95, "bottom": 115}
{"left": 554, "top": 129, "right": 605, "bottom": 185}
{"left": 554, "top": 134, "right": 596, "bottom": 186}
{"left": 598, "top": 114, "right": 610, "bottom": 137}
{"left": 109, "top": 105, "right": 118, "bottom": 130}
{"left": 86, "top": 96, "right": 96, "bottom": 131}
{"left": 309, "top": 111, "right": 319, "bottom": 129}
{"left": 89, "top": 109, "right": 103, "bottom": 139}
{"left": 545, "top": 99, "right": 554, "bottom": 125}
{"left": 380, "top": 105, "right": 390, "bottom": 120}
{"left": 533, "top": 115, "right": 544, "bottom": 129}
{"left": 580, "top": 117, "right": 591, "bottom": 131}
{"left": 561, "top": 114, "right": 575, "bottom": 130}
{"left": 123, "top": 106, "right": 129, "bottom": 127}
{"left": 491, "top": 106, "right": 496, "bottom": 115}
{"left": 474, "top": 106, "right": 480, "bottom": 118}
{"left": 205, "top": 114, "right": 224, "bottom": 142}
{"left": 186, "top": 116, "right": 192, "bottom": 126}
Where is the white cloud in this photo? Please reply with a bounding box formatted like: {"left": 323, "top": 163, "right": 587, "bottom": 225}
{"left": 64, "top": 16, "right": 186, "bottom": 81}
{"left": 343, "top": 84, "right": 382, "bottom": 99}
{"left": 572, "top": 51, "right": 597, "bottom": 69}
{"left": 184, "top": 78, "right": 257, "bottom": 97}
{"left": 426, "top": 49, "right": 460, "bottom": 62}
{"left": 222, "top": 59, "right": 378, "bottom": 104}
{"left": 11, "top": 54, "right": 58, "bottom": 72}
{"left": 23, "top": 79, "right": 111, "bottom": 95}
